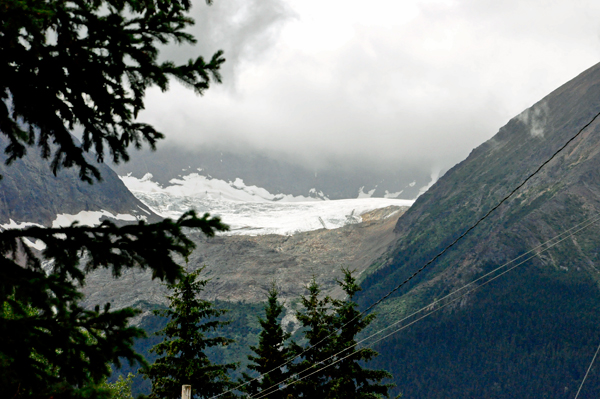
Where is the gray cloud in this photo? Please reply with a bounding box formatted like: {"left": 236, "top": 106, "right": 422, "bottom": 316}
{"left": 156, "top": 0, "right": 294, "bottom": 87}
{"left": 516, "top": 101, "right": 549, "bottom": 138}
{"left": 138, "top": 0, "right": 600, "bottom": 175}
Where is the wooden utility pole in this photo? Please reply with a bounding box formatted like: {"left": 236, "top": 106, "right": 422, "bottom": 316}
{"left": 182, "top": 385, "right": 191, "bottom": 399}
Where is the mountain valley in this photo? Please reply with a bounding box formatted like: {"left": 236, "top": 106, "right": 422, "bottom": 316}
{"left": 4, "top": 60, "right": 600, "bottom": 399}
{"left": 82, "top": 205, "right": 407, "bottom": 316}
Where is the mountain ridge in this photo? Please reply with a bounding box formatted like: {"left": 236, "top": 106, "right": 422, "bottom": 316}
{"left": 355, "top": 62, "right": 600, "bottom": 398}
{"left": 0, "top": 135, "right": 161, "bottom": 227}
{"left": 112, "top": 145, "right": 434, "bottom": 200}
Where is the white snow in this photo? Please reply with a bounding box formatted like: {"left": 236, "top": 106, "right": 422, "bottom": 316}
{"left": 121, "top": 173, "right": 414, "bottom": 236}
{"left": 52, "top": 210, "right": 137, "bottom": 228}
{"left": 384, "top": 190, "right": 403, "bottom": 198}
{"left": 0, "top": 219, "right": 44, "bottom": 230}
{"left": 121, "top": 173, "right": 322, "bottom": 203}
{"left": 23, "top": 238, "right": 47, "bottom": 251}
{"left": 0, "top": 220, "right": 46, "bottom": 250}
{"left": 357, "top": 186, "right": 377, "bottom": 198}
{"left": 308, "top": 188, "right": 329, "bottom": 201}
{"left": 0, "top": 220, "right": 47, "bottom": 250}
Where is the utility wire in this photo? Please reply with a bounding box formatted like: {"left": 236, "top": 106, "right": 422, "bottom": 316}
{"left": 574, "top": 339, "right": 600, "bottom": 399}
{"left": 212, "top": 109, "right": 600, "bottom": 399}
{"left": 252, "top": 215, "right": 600, "bottom": 399}
{"left": 362, "top": 109, "right": 600, "bottom": 315}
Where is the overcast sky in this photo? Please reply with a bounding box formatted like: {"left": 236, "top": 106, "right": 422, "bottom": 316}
{"left": 138, "top": 0, "right": 600, "bottom": 174}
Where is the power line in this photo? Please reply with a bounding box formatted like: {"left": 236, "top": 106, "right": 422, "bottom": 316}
{"left": 350, "top": 214, "right": 600, "bottom": 351}
{"left": 212, "top": 109, "right": 600, "bottom": 399}
{"left": 361, "top": 109, "right": 600, "bottom": 315}
{"left": 574, "top": 338, "right": 600, "bottom": 399}
{"left": 251, "top": 214, "right": 600, "bottom": 399}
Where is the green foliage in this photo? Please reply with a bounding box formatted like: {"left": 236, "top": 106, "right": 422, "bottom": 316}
{"left": 327, "top": 269, "right": 395, "bottom": 399}
{"left": 110, "top": 300, "right": 263, "bottom": 397}
{"left": 366, "top": 266, "right": 600, "bottom": 398}
{"left": 288, "top": 271, "right": 395, "bottom": 399}
{"left": 0, "top": 211, "right": 227, "bottom": 398}
{"left": 114, "top": 274, "right": 398, "bottom": 399}
{"left": 241, "top": 284, "right": 293, "bottom": 399}
{"left": 288, "top": 278, "right": 337, "bottom": 398}
{"left": 101, "top": 373, "right": 135, "bottom": 399}
{"left": 1, "top": 0, "right": 225, "bottom": 182}
{"left": 0, "top": 1, "right": 228, "bottom": 397}
{"left": 140, "top": 268, "right": 237, "bottom": 399}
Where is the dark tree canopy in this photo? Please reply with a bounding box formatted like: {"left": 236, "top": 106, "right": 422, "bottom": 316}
{"left": 0, "top": 1, "right": 229, "bottom": 397}
{"left": 241, "top": 284, "right": 293, "bottom": 399}
{"left": 287, "top": 271, "right": 395, "bottom": 399}
{"left": 288, "top": 277, "right": 338, "bottom": 398}
{"left": 0, "top": 211, "right": 228, "bottom": 398}
{"left": 141, "top": 268, "right": 236, "bottom": 399}
{"left": 0, "top": 0, "right": 225, "bottom": 182}
{"left": 327, "top": 269, "right": 395, "bottom": 399}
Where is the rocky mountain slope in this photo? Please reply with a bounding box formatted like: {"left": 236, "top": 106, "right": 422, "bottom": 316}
{"left": 0, "top": 135, "right": 160, "bottom": 227}
{"left": 357, "top": 62, "right": 600, "bottom": 398}
{"left": 82, "top": 206, "right": 407, "bottom": 323}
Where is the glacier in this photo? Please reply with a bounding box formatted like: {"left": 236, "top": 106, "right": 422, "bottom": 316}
{"left": 121, "top": 173, "right": 414, "bottom": 236}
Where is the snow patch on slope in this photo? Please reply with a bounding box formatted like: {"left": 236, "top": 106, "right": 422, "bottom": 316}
{"left": 0, "top": 220, "right": 47, "bottom": 250}
{"left": 0, "top": 220, "right": 44, "bottom": 230}
{"left": 52, "top": 210, "right": 138, "bottom": 228}
{"left": 384, "top": 190, "right": 403, "bottom": 198}
{"left": 357, "top": 186, "right": 377, "bottom": 198}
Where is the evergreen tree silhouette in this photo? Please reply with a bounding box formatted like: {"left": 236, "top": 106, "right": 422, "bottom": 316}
{"left": 242, "top": 283, "right": 293, "bottom": 399}
{"left": 141, "top": 268, "right": 236, "bottom": 399}
{"left": 0, "top": 1, "right": 227, "bottom": 397}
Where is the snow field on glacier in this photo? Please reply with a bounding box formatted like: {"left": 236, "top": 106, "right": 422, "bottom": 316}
{"left": 121, "top": 173, "right": 415, "bottom": 236}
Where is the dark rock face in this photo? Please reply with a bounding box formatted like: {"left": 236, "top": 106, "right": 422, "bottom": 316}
{"left": 358, "top": 63, "right": 600, "bottom": 398}
{"left": 0, "top": 135, "right": 160, "bottom": 226}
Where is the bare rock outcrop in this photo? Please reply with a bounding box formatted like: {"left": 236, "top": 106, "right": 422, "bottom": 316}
{"left": 81, "top": 205, "right": 407, "bottom": 312}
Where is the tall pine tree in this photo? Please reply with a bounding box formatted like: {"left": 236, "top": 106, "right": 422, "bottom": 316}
{"left": 241, "top": 284, "right": 293, "bottom": 399}
{"left": 141, "top": 269, "right": 236, "bottom": 399}
{"left": 286, "top": 272, "right": 396, "bottom": 399}
{"left": 141, "top": 268, "right": 236, "bottom": 399}
{"left": 0, "top": 1, "right": 227, "bottom": 397}
{"left": 327, "top": 269, "right": 396, "bottom": 399}
{"left": 288, "top": 278, "right": 338, "bottom": 399}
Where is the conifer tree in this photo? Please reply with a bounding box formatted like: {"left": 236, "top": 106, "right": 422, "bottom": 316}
{"left": 241, "top": 284, "right": 293, "bottom": 399}
{"left": 0, "top": 1, "right": 228, "bottom": 397}
{"left": 287, "top": 272, "right": 396, "bottom": 399}
{"left": 327, "top": 268, "right": 395, "bottom": 399}
{"left": 288, "top": 278, "right": 338, "bottom": 399}
{"left": 141, "top": 268, "right": 236, "bottom": 399}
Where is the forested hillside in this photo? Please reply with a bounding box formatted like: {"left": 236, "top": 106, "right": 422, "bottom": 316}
{"left": 357, "top": 62, "right": 600, "bottom": 398}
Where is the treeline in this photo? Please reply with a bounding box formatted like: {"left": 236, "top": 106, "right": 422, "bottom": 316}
{"left": 123, "top": 268, "right": 398, "bottom": 399}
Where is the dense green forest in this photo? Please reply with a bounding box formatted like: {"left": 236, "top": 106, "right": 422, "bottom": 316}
{"left": 363, "top": 265, "right": 600, "bottom": 398}
{"left": 115, "top": 270, "right": 396, "bottom": 399}
{"left": 116, "top": 262, "right": 600, "bottom": 398}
